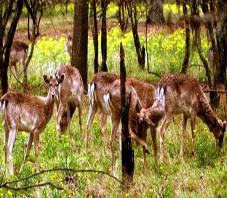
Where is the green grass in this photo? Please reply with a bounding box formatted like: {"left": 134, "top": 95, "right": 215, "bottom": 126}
{"left": 0, "top": 109, "right": 226, "bottom": 197}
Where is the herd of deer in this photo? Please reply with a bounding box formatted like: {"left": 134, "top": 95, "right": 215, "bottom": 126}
{"left": 0, "top": 36, "right": 226, "bottom": 176}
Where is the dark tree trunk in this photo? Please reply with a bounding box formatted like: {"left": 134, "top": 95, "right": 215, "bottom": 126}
{"left": 181, "top": 2, "right": 190, "bottom": 74}
{"left": 1, "top": 0, "right": 23, "bottom": 95}
{"left": 120, "top": 43, "right": 134, "bottom": 189}
{"left": 101, "top": 0, "right": 108, "bottom": 72}
{"left": 146, "top": 0, "right": 165, "bottom": 24}
{"left": 72, "top": 0, "right": 88, "bottom": 91}
{"left": 117, "top": 0, "right": 128, "bottom": 32}
{"left": 90, "top": 0, "right": 99, "bottom": 73}
{"left": 127, "top": 3, "right": 145, "bottom": 69}
{"left": 200, "top": 0, "right": 227, "bottom": 107}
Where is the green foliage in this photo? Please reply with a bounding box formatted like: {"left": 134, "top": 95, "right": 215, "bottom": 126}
{"left": 28, "top": 36, "right": 69, "bottom": 83}
{"left": 195, "top": 127, "right": 219, "bottom": 167}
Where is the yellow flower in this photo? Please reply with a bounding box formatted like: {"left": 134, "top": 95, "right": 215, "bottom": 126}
{"left": 7, "top": 191, "right": 12, "bottom": 197}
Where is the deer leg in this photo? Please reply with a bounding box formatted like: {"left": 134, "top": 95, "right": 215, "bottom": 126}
{"left": 150, "top": 127, "right": 158, "bottom": 165}
{"left": 8, "top": 129, "right": 17, "bottom": 175}
{"left": 56, "top": 103, "right": 65, "bottom": 138}
{"left": 66, "top": 104, "right": 72, "bottom": 137}
{"left": 4, "top": 126, "right": 10, "bottom": 167}
{"left": 100, "top": 113, "right": 108, "bottom": 151}
{"left": 20, "top": 133, "right": 33, "bottom": 173}
{"left": 129, "top": 130, "right": 148, "bottom": 152}
{"left": 110, "top": 114, "right": 120, "bottom": 172}
{"left": 191, "top": 112, "right": 197, "bottom": 157}
{"left": 160, "top": 114, "right": 172, "bottom": 163}
{"left": 85, "top": 101, "right": 98, "bottom": 149}
{"left": 142, "top": 131, "right": 148, "bottom": 170}
{"left": 78, "top": 103, "right": 83, "bottom": 135}
{"left": 191, "top": 112, "right": 197, "bottom": 139}
{"left": 33, "top": 131, "right": 40, "bottom": 173}
{"left": 180, "top": 114, "right": 187, "bottom": 158}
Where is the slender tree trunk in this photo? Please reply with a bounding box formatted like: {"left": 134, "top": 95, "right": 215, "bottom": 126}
{"left": 72, "top": 0, "right": 88, "bottom": 91}
{"left": 127, "top": 3, "right": 145, "bottom": 69}
{"left": 1, "top": 0, "right": 23, "bottom": 95}
{"left": 90, "top": 0, "right": 99, "bottom": 73}
{"left": 101, "top": 0, "right": 108, "bottom": 72}
{"left": 120, "top": 43, "right": 134, "bottom": 189}
{"left": 181, "top": 2, "right": 190, "bottom": 74}
{"left": 118, "top": 0, "right": 128, "bottom": 32}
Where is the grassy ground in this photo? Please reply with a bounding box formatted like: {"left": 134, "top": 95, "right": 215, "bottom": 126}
{"left": 1, "top": 2, "right": 227, "bottom": 198}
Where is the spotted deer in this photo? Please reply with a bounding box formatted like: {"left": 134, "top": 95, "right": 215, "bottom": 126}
{"left": 104, "top": 78, "right": 161, "bottom": 171}
{"left": 0, "top": 75, "right": 64, "bottom": 175}
{"left": 138, "top": 74, "right": 226, "bottom": 163}
{"left": 9, "top": 40, "right": 28, "bottom": 81}
{"left": 54, "top": 65, "right": 84, "bottom": 138}
{"left": 85, "top": 72, "right": 119, "bottom": 150}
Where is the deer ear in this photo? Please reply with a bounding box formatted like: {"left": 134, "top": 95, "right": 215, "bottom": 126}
{"left": 223, "top": 120, "right": 227, "bottom": 129}
{"left": 58, "top": 74, "right": 65, "bottom": 84}
{"left": 43, "top": 75, "right": 50, "bottom": 84}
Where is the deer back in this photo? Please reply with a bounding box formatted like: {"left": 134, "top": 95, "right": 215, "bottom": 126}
{"left": 89, "top": 72, "right": 119, "bottom": 114}
{"left": 55, "top": 65, "right": 84, "bottom": 106}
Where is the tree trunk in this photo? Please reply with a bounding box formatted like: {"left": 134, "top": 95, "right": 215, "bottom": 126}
{"left": 146, "top": 0, "right": 165, "bottom": 24}
{"left": 200, "top": 0, "right": 227, "bottom": 107}
{"left": 117, "top": 0, "right": 128, "bottom": 32}
{"left": 181, "top": 2, "right": 190, "bottom": 74}
{"left": 127, "top": 3, "right": 145, "bottom": 69}
{"left": 72, "top": 0, "right": 88, "bottom": 91}
{"left": 90, "top": 0, "right": 99, "bottom": 73}
{"left": 1, "top": 0, "right": 23, "bottom": 95}
{"left": 120, "top": 43, "right": 134, "bottom": 189}
{"left": 101, "top": 0, "right": 108, "bottom": 72}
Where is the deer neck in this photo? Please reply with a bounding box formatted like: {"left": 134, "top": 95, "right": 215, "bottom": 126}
{"left": 44, "top": 91, "right": 55, "bottom": 121}
{"left": 198, "top": 99, "right": 219, "bottom": 133}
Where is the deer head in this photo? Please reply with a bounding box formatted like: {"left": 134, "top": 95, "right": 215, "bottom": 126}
{"left": 212, "top": 120, "right": 226, "bottom": 147}
{"left": 137, "top": 87, "right": 165, "bottom": 126}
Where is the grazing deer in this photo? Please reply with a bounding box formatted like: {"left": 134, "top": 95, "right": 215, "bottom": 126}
{"left": 85, "top": 72, "right": 119, "bottom": 150}
{"left": 104, "top": 78, "right": 160, "bottom": 170}
{"left": 65, "top": 33, "right": 73, "bottom": 62}
{"left": 139, "top": 74, "right": 226, "bottom": 162}
{"left": 54, "top": 65, "right": 84, "bottom": 138}
{"left": 0, "top": 75, "right": 64, "bottom": 175}
{"left": 9, "top": 40, "right": 28, "bottom": 81}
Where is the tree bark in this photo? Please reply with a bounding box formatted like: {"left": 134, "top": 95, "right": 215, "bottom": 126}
{"left": 120, "top": 43, "right": 134, "bottom": 189}
{"left": 72, "top": 0, "right": 88, "bottom": 91}
{"left": 127, "top": 2, "right": 145, "bottom": 69}
{"left": 181, "top": 2, "right": 190, "bottom": 74}
{"left": 101, "top": 0, "right": 108, "bottom": 72}
{"left": 90, "top": 0, "right": 99, "bottom": 73}
{"left": 1, "top": 0, "right": 23, "bottom": 95}
{"left": 146, "top": 0, "right": 165, "bottom": 24}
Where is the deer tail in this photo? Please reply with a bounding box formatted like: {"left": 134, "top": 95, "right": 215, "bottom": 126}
{"left": 103, "top": 93, "right": 111, "bottom": 114}
{"left": 0, "top": 99, "right": 8, "bottom": 126}
{"left": 88, "top": 83, "right": 96, "bottom": 107}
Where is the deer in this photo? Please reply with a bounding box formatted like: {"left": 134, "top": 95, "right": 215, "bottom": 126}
{"left": 65, "top": 33, "right": 73, "bottom": 62}
{"left": 53, "top": 65, "right": 84, "bottom": 139}
{"left": 104, "top": 78, "right": 160, "bottom": 171}
{"left": 85, "top": 72, "right": 119, "bottom": 150}
{"left": 0, "top": 75, "right": 64, "bottom": 175}
{"left": 138, "top": 73, "right": 226, "bottom": 163}
{"left": 9, "top": 40, "right": 28, "bottom": 82}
